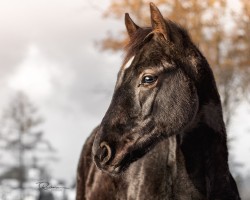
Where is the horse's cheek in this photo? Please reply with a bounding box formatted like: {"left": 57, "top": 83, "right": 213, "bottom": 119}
{"left": 153, "top": 81, "right": 198, "bottom": 134}
{"left": 175, "top": 84, "right": 198, "bottom": 128}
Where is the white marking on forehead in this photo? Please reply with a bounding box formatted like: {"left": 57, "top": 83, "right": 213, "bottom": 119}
{"left": 123, "top": 56, "right": 135, "bottom": 69}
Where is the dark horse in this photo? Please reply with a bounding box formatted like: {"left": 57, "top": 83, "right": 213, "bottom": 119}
{"left": 77, "top": 3, "right": 240, "bottom": 200}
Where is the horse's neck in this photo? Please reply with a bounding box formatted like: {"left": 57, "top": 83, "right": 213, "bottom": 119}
{"left": 124, "top": 136, "right": 205, "bottom": 200}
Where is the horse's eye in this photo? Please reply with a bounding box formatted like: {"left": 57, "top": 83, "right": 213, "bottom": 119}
{"left": 140, "top": 75, "right": 158, "bottom": 85}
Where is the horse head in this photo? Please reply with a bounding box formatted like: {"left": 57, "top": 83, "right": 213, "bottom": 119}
{"left": 92, "top": 3, "right": 212, "bottom": 175}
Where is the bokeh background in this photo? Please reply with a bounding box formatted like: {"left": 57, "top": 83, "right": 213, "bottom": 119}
{"left": 0, "top": 0, "right": 250, "bottom": 199}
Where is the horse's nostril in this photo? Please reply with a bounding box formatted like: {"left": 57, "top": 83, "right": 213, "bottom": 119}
{"left": 99, "top": 142, "right": 112, "bottom": 164}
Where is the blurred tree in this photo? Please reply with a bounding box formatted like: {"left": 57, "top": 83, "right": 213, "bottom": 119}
{"left": 100, "top": 0, "right": 250, "bottom": 128}
{"left": 0, "top": 92, "right": 57, "bottom": 200}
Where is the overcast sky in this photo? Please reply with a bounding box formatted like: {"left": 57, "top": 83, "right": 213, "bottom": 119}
{"left": 0, "top": 0, "right": 250, "bottom": 184}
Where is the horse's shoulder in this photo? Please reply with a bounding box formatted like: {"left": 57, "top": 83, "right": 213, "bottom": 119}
{"left": 78, "top": 126, "right": 99, "bottom": 172}
{"left": 76, "top": 126, "right": 99, "bottom": 200}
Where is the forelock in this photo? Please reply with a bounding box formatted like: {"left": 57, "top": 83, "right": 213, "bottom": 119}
{"left": 123, "top": 27, "right": 152, "bottom": 64}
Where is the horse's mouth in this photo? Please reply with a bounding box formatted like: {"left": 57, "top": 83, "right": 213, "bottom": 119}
{"left": 95, "top": 157, "right": 129, "bottom": 176}
{"left": 103, "top": 165, "right": 124, "bottom": 175}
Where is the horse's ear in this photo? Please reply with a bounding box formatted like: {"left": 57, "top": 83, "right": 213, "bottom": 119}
{"left": 149, "top": 2, "right": 169, "bottom": 40}
{"left": 125, "top": 13, "right": 140, "bottom": 39}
